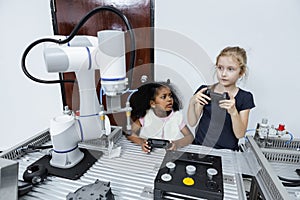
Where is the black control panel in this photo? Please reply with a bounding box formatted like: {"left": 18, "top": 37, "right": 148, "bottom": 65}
{"left": 154, "top": 150, "right": 224, "bottom": 200}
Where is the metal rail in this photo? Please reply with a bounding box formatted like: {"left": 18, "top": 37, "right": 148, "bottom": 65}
{"left": 246, "top": 136, "right": 292, "bottom": 200}
{"left": 0, "top": 129, "right": 50, "bottom": 160}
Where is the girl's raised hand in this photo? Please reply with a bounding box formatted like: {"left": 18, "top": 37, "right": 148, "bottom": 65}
{"left": 219, "top": 92, "right": 238, "bottom": 115}
{"left": 191, "top": 87, "right": 211, "bottom": 106}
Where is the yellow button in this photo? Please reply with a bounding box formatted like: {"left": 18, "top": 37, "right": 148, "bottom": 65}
{"left": 183, "top": 177, "right": 194, "bottom": 186}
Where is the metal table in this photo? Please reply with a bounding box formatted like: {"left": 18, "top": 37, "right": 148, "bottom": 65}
{"left": 1, "top": 129, "right": 246, "bottom": 200}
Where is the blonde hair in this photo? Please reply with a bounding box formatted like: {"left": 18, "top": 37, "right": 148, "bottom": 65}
{"left": 216, "top": 46, "right": 247, "bottom": 76}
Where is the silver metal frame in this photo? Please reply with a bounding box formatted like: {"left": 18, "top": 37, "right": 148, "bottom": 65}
{"left": 246, "top": 136, "right": 291, "bottom": 200}
{"left": 0, "top": 129, "right": 50, "bottom": 160}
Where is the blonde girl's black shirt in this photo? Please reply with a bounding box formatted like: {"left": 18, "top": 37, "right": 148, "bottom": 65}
{"left": 193, "top": 85, "right": 255, "bottom": 150}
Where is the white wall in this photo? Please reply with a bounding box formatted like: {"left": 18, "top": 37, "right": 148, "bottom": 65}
{"left": 155, "top": 0, "right": 300, "bottom": 137}
{"left": 0, "top": 0, "right": 62, "bottom": 151}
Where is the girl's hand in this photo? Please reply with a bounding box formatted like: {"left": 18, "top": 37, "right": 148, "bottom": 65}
{"left": 167, "top": 141, "right": 177, "bottom": 151}
{"left": 141, "top": 139, "right": 151, "bottom": 153}
{"left": 219, "top": 92, "right": 238, "bottom": 115}
{"left": 190, "top": 87, "right": 211, "bottom": 106}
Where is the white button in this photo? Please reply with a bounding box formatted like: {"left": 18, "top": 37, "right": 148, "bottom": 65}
{"left": 186, "top": 165, "right": 196, "bottom": 176}
{"left": 161, "top": 173, "right": 172, "bottom": 182}
{"left": 207, "top": 168, "right": 218, "bottom": 179}
{"left": 166, "top": 162, "right": 176, "bottom": 171}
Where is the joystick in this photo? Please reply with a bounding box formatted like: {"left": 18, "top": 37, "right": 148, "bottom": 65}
{"left": 223, "top": 92, "right": 230, "bottom": 100}
{"left": 204, "top": 88, "right": 211, "bottom": 97}
{"left": 204, "top": 88, "right": 230, "bottom": 101}
{"left": 147, "top": 138, "right": 171, "bottom": 151}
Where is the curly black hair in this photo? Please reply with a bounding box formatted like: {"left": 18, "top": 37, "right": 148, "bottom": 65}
{"left": 129, "top": 81, "right": 182, "bottom": 121}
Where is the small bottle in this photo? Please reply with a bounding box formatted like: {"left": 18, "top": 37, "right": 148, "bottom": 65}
{"left": 259, "top": 118, "right": 268, "bottom": 139}
{"left": 268, "top": 125, "right": 277, "bottom": 136}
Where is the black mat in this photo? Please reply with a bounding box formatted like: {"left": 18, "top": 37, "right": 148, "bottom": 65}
{"left": 28, "top": 148, "right": 103, "bottom": 180}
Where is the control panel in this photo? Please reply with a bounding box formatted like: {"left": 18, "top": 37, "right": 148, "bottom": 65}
{"left": 154, "top": 150, "right": 223, "bottom": 200}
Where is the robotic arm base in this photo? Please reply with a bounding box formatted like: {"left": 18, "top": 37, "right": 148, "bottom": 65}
{"left": 50, "top": 148, "right": 84, "bottom": 169}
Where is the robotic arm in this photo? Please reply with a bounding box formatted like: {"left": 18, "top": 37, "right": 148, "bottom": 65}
{"left": 21, "top": 6, "right": 135, "bottom": 169}
{"left": 44, "top": 30, "right": 130, "bottom": 168}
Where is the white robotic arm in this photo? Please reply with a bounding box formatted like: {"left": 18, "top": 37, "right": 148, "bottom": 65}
{"left": 43, "top": 30, "right": 130, "bottom": 168}
{"left": 21, "top": 5, "right": 136, "bottom": 169}
{"left": 44, "top": 30, "right": 127, "bottom": 94}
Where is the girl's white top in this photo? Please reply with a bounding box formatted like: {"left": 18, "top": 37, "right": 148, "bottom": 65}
{"left": 139, "top": 109, "right": 186, "bottom": 140}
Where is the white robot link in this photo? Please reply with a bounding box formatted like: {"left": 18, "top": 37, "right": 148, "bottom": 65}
{"left": 43, "top": 30, "right": 132, "bottom": 168}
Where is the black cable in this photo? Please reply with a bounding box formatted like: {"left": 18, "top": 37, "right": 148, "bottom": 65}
{"left": 27, "top": 145, "right": 53, "bottom": 150}
{"left": 282, "top": 181, "right": 300, "bottom": 187}
{"left": 278, "top": 176, "right": 300, "bottom": 183}
{"left": 278, "top": 176, "right": 300, "bottom": 187}
{"left": 21, "top": 5, "right": 135, "bottom": 87}
{"left": 21, "top": 38, "right": 73, "bottom": 84}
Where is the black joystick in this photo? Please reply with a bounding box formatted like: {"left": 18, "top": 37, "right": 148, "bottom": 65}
{"left": 204, "top": 88, "right": 211, "bottom": 97}
{"left": 205, "top": 89, "right": 229, "bottom": 100}
{"left": 223, "top": 92, "right": 230, "bottom": 100}
{"left": 147, "top": 138, "right": 171, "bottom": 151}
